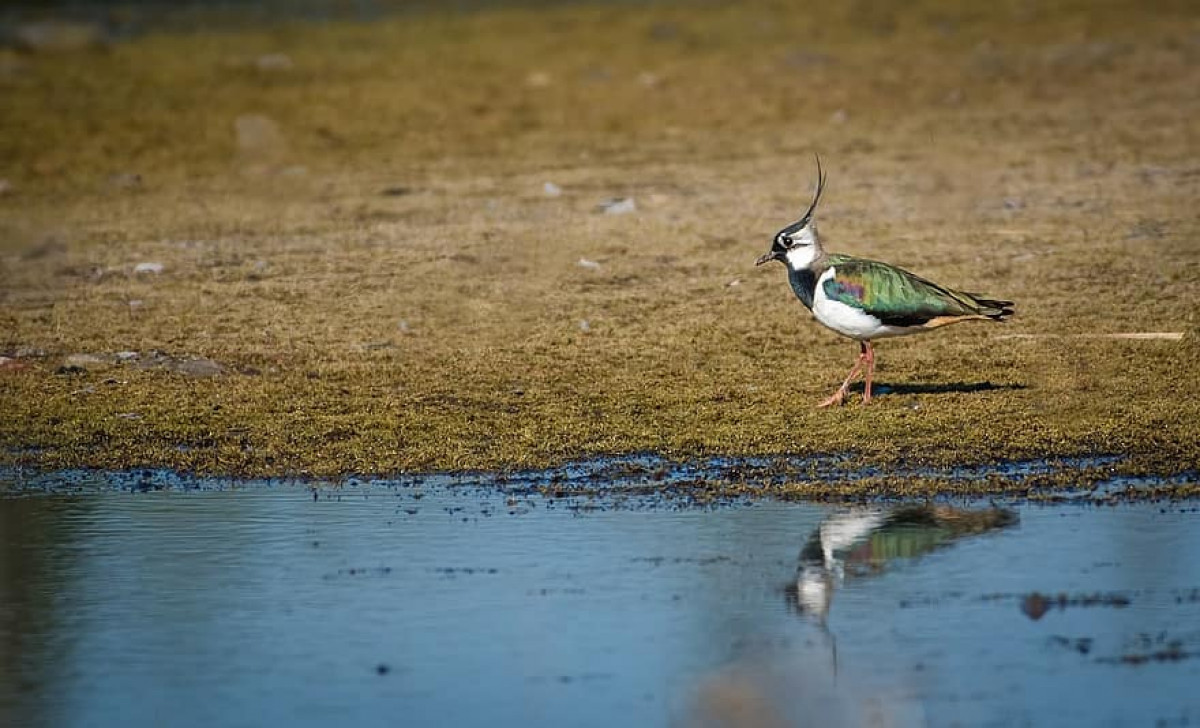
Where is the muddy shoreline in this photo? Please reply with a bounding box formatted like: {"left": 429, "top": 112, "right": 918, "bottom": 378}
{"left": 3, "top": 453, "right": 1197, "bottom": 502}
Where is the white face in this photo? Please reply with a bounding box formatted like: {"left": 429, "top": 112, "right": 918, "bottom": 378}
{"left": 782, "top": 224, "right": 818, "bottom": 270}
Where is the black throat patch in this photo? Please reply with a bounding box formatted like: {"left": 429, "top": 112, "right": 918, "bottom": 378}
{"left": 787, "top": 267, "right": 818, "bottom": 310}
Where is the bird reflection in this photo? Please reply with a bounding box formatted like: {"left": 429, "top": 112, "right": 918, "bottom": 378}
{"left": 786, "top": 504, "right": 1018, "bottom": 623}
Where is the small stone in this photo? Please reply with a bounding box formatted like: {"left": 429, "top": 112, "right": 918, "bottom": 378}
{"left": 14, "top": 21, "right": 108, "bottom": 53}
{"left": 235, "top": 114, "right": 286, "bottom": 157}
{"left": 128, "top": 300, "right": 144, "bottom": 310}
{"left": 255, "top": 53, "right": 294, "bottom": 72}
{"left": 134, "top": 262, "right": 164, "bottom": 274}
{"left": 1021, "top": 592, "right": 1051, "bottom": 621}
{"left": 397, "top": 320, "right": 411, "bottom": 333}
{"left": 361, "top": 341, "right": 395, "bottom": 351}
{"left": 525, "top": 71, "right": 551, "bottom": 88}
{"left": 115, "top": 351, "right": 139, "bottom": 362}
{"left": 726, "top": 279, "right": 741, "bottom": 287}
{"left": 60, "top": 353, "right": 114, "bottom": 372}
{"left": 579, "top": 320, "right": 591, "bottom": 332}
{"left": 577, "top": 258, "right": 602, "bottom": 270}
{"left": 597, "top": 197, "right": 636, "bottom": 215}
{"left": 170, "top": 358, "right": 225, "bottom": 377}
{"left": 637, "top": 71, "right": 661, "bottom": 88}
{"left": 1003, "top": 198, "right": 1025, "bottom": 211}
{"left": 830, "top": 109, "right": 848, "bottom": 124}
{"left": 542, "top": 182, "right": 562, "bottom": 197}
{"left": 0, "top": 356, "right": 29, "bottom": 373}
{"left": 108, "top": 172, "right": 142, "bottom": 190}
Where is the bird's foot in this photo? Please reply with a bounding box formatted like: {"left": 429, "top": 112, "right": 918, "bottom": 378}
{"left": 817, "top": 389, "right": 847, "bottom": 408}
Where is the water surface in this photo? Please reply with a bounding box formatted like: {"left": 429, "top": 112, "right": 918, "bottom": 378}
{"left": 2, "top": 470, "right": 1198, "bottom": 727}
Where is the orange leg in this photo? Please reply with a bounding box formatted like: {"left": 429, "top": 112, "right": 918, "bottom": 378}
{"left": 817, "top": 341, "right": 873, "bottom": 408}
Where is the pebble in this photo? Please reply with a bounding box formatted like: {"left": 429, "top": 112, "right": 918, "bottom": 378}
{"left": 108, "top": 173, "right": 142, "bottom": 190}
{"left": 0, "top": 356, "right": 29, "bottom": 372}
{"left": 134, "top": 262, "right": 164, "bottom": 274}
{"left": 60, "top": 353, "right": 114, "bottom": 372}
{"left": 579, "top": 320, "right": 591, "bottom": 332}
{"left": 255, "top": 53, "right": 294, "bottom": 72}
{"left": 169, "top": 358, "right": 225, "bottom": 378}
{"left": 597, "top": 197, "right": 636, "bottom": 215}
{"left": 543, "top": 182, "right": 562, "bottom": 197}
{"left": 577, "top": 258, "right": 602, "bottom": 270}
{"left": 235, "top": 114, "right": 286, "bottom": 156}
{"left": 130, "top": 351, "right": 226, "bottom": 377}
{"left": 14, "top": 21, "right": 108, "bottom": 53}
{"left": 637, "top": 72, "right": 661, "bottom": 88}
{"left": 525, "top": 71, "right": 551, "bottom": 88}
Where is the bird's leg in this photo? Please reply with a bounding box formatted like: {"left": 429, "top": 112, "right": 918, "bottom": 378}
{"left": 861, "top": 341, "right": 875, "bottom": 404}
{"left": 817, "top": 343, "right": 868, "bottom": 408}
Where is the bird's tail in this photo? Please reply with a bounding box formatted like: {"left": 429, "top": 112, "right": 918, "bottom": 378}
{"left": 967, "top": 295, "right": 1015, "bottom": 321}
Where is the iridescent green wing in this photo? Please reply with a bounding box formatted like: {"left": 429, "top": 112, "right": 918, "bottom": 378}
{"left": 822, "top": 255, "right": 982, "bottom": 327}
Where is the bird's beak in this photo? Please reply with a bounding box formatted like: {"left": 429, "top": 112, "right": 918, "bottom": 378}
{"left": 756, "top": 251, "right": 781, "bottom": 266}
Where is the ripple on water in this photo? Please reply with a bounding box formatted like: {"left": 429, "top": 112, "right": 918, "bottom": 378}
{"left": 1, "top": 463, "right": 1199, "bottom": 727}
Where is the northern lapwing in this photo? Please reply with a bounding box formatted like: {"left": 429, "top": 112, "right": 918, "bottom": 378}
{"left": 756, "top": 158, "right": 1015, "bottom": 407}
{"left": 786, "top": 505, "right": 1017, "bottom": 621}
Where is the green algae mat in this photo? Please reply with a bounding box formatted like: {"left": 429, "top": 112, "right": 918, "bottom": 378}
{"left": 2, "top": 0, "right": 1198, "bottom": 486}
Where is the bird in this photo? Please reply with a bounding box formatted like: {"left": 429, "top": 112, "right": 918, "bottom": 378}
{"left": 786, "top": 505, "right": 1018, "bottom": 621}
{"left": 756, "top": 157, "right": 1014, "bottom": 407}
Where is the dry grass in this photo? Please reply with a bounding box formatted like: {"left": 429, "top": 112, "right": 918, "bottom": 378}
{"left": 1, "top": 0, "right": 1198, "bottom": 480}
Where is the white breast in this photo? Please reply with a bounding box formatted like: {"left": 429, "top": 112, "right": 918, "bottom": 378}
{"left": 812, "top": 267, "right": 917, "bottom": 340}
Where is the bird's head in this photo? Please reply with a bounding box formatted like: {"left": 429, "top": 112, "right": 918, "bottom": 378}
{"left": 756, "top": 155, "right": 827, "bottom": 271}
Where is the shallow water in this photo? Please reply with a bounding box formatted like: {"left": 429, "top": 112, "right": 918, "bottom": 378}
{"left": 2, "top": 470, "right": 1199, "bottom": 727}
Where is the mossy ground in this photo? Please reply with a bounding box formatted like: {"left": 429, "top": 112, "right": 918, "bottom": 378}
{"left": 1, "top": 0, "right": 1199, "bottom": 485}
